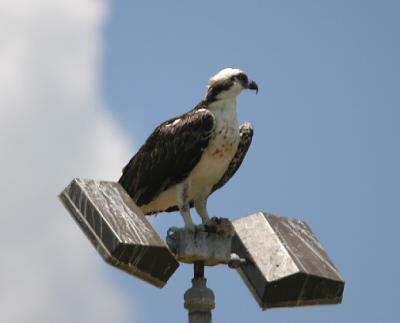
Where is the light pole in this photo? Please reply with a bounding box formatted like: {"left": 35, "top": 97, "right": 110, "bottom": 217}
{"left": 59, "top": 178, "right": 345, "bottom": 323}
{"left": 184, "top": 262, "right": 215, "bottom": 323}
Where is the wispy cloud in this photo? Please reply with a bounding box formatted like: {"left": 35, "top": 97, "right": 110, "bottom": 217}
{"left": 0, "top": 1, "right": 134, "bottom": 322}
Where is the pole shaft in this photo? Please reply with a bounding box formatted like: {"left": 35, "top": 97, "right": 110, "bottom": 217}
{"left": 184, "top": 262, "right": 215, "bottom": 323}
{"left": 194, "top": 261, "right": 205, "bottom": 278}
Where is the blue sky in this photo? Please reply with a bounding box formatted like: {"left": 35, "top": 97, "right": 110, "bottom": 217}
{"left": 99, "top": 1, "right": 400, "bottom": 322}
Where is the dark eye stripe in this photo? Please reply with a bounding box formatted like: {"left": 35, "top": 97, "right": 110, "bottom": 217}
{"left": 233, "top": 73, "right": 248, "bottom": 83}
{"left": 206, "top": 79, "right": 234, "bottom": 102}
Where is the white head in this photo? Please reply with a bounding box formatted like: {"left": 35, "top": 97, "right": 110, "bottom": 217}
{"left": 206, "top": 68, "right": 258, "bottom": 102}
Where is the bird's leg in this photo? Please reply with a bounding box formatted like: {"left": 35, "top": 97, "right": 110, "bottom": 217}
{"left": 194, "top": 193, "right": 210, "bottom": 224}
{"left": 176, "top": 182, "right": 195, "bottom": 230}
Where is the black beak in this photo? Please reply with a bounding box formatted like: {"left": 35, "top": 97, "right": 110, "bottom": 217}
{"left": 248, "top": 80, "right": 258, "bottom": 94}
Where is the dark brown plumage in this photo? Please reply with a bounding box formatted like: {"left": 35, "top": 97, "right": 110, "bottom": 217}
{"left": 119, "top": 102, "right": 215, "bottom": 208}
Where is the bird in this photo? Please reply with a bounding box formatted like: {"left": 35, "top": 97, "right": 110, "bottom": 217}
{"left": 119, "top": 68, "right": 258, "bottom": 230}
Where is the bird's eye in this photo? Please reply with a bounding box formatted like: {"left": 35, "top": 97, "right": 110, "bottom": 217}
{"left": 236, "top": 73, "right": 248, "bottom": 83}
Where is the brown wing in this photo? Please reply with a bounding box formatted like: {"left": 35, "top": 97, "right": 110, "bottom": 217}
{"left": 118, "top": 103, "right": 215, "bottom": 209}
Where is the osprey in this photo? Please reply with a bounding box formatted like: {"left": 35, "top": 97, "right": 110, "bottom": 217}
{"left": 119, "top": 68, "right": 258, "bottom": 229}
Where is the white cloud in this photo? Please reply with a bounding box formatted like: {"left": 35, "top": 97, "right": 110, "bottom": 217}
{"left": 0, "top": 1, "right": 134, "bottom": 322}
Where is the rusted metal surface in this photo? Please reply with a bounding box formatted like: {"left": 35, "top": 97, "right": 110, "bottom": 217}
{"left": 194, "top": 261, "right": 205, "bottom": 278}
{"left": 59, "top": 178, "right": 179, "bottom": 288}
{"left": 232, "top": 212, "right": 345, "bottom": 309}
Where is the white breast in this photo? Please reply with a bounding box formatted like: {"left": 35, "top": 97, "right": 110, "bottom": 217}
{"left": 141, "top": 98, "right": 240, "bottom": 214}
{"left": 188, "top": 98, "right": 240, "bottom": 198}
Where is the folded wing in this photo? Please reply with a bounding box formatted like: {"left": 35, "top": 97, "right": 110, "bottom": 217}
{"left": 119, "top": 105, "right": 215, "bottom": 208}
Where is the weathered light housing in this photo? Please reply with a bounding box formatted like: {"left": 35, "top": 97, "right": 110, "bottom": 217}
{"left": 59, "top": 178, "right": 179, "bottom": 288}
{"left": 232, "top": 212, "right": 344, "bottom": 309}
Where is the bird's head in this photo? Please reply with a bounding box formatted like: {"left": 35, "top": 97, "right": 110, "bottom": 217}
{"left": 206, "top": 68, "right": 258, "bottom": 102}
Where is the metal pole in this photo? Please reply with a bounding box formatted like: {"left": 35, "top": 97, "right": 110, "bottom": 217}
{"left": 184, "top": 261, "right": 215, "bottom": 323}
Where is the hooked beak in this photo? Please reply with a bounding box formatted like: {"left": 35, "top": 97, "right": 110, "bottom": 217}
{"left": 248, "top": 80, "right": 258, "bottom": 94}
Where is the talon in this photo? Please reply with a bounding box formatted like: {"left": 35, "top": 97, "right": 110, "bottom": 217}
{"left": 197, "top": 224, "right": 207, "bottom": 232}
{"left": 202, "top": 217, "right": 235, "bottom": 237}
{"left": 185, "top": 222, "right": 196, "bottom": 232}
